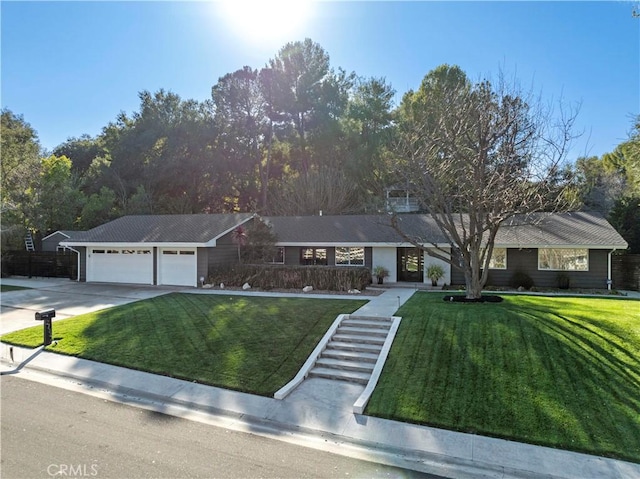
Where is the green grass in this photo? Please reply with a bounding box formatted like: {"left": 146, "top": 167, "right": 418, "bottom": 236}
{"left": 366, "top": 293, "right": 640, "bottom": 463}
{"left": 1, "top": 293, "right": 366, "bottom": 396}
{"left": 1, "top": 284, "right": 30, "bottom": 292}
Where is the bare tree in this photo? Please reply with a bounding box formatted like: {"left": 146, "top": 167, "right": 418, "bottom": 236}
{"left": 392, "top": 65, "right": 579, "bottom": 299}
{"left": 269, "top": 167, "right": 360, "bottom": 215}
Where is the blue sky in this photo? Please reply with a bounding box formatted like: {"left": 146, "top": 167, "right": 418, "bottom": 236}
{"left": 2, "top": 1, "right": 638, "bottom": 161}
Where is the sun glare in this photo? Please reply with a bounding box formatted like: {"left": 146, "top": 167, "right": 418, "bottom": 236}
{"left": 220, "top": 0, "right": 313, "bottom": 45}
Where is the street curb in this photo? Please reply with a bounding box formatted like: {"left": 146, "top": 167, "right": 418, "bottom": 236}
{"left": 2, "top": 344, "right": 639, "bottom": 479}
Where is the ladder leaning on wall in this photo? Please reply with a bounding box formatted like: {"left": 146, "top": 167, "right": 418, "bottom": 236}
{"left": 24, "top": 231, "right": 35, "bottom": 251}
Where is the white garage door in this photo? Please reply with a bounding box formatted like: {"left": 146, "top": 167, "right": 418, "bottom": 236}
{"left": 88, "top": 248, "right": 153, "bottom": 285}
{"left": 159, "top": 249, "right": 197, "bottom": 287}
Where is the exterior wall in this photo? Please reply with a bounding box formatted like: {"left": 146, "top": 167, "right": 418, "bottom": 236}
{"left": 78, "top": 247, "right": 87, "bottom": 281}
{"left": 42, "top": 233, "right": 67, "bottom": 252}
{"left": 207, "top": 232, "right": 241, "bottom": 270}
{"left": 197, "top": 247, "right": 209, "bottom": 283}
{"left": 451, "top": 248, "right": 611, "bottom": 289}
{"left": 424, "top": 248, "right": 451, "bottom": 286}
{"left": 372, "top": 247, "right": 398, "bottom": 282}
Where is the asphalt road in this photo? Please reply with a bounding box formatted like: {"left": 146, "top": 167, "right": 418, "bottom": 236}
{"left": 1, "top": 376, "right": 436, "bottom": 479}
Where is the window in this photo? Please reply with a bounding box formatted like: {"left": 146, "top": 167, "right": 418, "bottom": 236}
{"left": 106, "top": 249, "right": 120, "bottom": 254}
{"left": 179, "top": 251, "right": 195, "bottom": 255}
{"left": 301, "top": 248, "right": 327, "bottom": 265}
{"left": 336, "top": 247, "right": 365, "bottom": 266}
{"left": 488, "top": 248, "right": 506, "bottom": 269}
{"left": 538, "top": 248, "right": 588, "bottom": 271}
{"left": 270, "top": 247, "right": 285, "bottom": 264}
{"left": 92, "top": 249, "right": 105, "bottom": 254}
{"left": 163, "top": 250, "right": 178, "bottom": 255}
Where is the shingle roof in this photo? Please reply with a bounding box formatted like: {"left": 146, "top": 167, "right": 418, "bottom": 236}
{"left": 264, "top": 214, "right": 450, "bottom": 244}
{"left": 60, "top": 211, "right": 627, "bottom": 249}
{"left": 495, "top": 212, "right": 628, "bottom": 248}
{"left": 63, "top": 213, "right": 255, "bottom": 244}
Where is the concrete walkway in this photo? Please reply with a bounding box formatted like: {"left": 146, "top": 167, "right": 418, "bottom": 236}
{"left": 1, "top": 279, "right": 638, "bottom": 478}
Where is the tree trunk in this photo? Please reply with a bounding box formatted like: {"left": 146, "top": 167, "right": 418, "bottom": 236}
{"left": 464, "top": 269, "right": 483, "bottom": 299}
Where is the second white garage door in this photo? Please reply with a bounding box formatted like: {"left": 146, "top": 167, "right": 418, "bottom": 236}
{"left": 159, "top": 249, "right": 197, "bottom": 287}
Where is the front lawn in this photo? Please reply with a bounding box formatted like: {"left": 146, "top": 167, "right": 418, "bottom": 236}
{"left": 1, "top": 284, "right": 30, "bottom": 292}
{"left": 0, "top": 293, "right": 366, "bottom": 396}
{"left": 366, "top": 293, "right": 640, "bottom": 462}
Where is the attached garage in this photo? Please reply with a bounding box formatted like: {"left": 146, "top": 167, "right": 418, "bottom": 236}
{"left": 158, "top": 248, "right": 197, "bottom": 287}
{"left": 87, "top": 248, "right": 153, "bottom": 285}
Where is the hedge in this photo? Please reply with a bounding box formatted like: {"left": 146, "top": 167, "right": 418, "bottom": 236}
{"left": 207, "top": 264, "right": 372, "bottom": 291}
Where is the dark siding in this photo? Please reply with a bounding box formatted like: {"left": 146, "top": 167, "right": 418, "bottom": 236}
{"left": 365, "top": 247, "right": 372, "bottom": 268}
{"left": 197, "top": 248, "right": 209, "bottom": 281}
{"left": 42, "top": 233, "right": 65, "bottom": 252}
{"left": 208, "top": 231, "right": 240, "bottom": 269}
{"left": 78, "top": 246, "right": 87, "bottom": 281}
{"left": 284, "top": 247, "right": 301, "bottom": 265}
{"left": 452, "top": 248, "right": 612, "bottom": 289}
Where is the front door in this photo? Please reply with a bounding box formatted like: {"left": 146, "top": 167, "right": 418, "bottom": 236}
{"left": 397, "top": 247, "right": 423, "bottom": 282}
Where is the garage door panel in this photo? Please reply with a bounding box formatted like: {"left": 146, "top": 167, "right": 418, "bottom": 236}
{"left": 88, "top": 249, "right": 153, "bottom": 285}
{"left": 159, "top": 249, "right": 196, "bottom": 287}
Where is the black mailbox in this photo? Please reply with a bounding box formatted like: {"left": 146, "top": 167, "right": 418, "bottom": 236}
{"left": 35, "top": 309, "right": 56, "bottom": 321}
{"left": 35, "top": 309, "right": 55, "bottom": 346}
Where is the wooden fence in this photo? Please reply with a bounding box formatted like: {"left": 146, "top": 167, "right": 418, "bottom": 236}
{"left": 1, "top": 251, "right": 77, "bottom": 280}
{"left": 612, "top": 254, "right": 640, "bottom": 292}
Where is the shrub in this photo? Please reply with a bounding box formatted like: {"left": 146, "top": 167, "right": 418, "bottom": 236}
{"left": 509, "top": 270, "right": 534, "bottom": 290}
{"left": 208, "top": 264, "right": 372, "bottom": 291}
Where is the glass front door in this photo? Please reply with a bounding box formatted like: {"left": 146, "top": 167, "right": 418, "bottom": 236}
{"left": 397, "top": 247, "right": 424, "bottom": 282}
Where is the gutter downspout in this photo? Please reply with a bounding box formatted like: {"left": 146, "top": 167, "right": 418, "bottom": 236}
{"left": 607, "top": 249, "right": 616, "bottom": 291}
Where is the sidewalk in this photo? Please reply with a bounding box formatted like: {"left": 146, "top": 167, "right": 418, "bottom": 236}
{"left": 1, "top": 283, "right": 639, "bottom": 478}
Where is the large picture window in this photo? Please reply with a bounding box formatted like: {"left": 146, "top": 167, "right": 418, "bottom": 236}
{"left": 301, "top": 248, "right": 327, "bottom": 265}
{"left": 488, "top": 248, "right": 507, "bottom": 269}
{"left": 336, "top": 247, "right": 365, "bottom": 266}
{"left": 538, "top": 248, "right": 588, "bottom": 271}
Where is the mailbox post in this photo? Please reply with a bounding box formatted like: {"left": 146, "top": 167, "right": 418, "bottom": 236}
{"left": 35, "top": 309, "right": 55, "bottom": 346}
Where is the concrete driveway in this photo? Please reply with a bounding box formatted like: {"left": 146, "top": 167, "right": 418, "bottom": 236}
{"left": 0, "top": 277, "right": 185, "bottom": 335}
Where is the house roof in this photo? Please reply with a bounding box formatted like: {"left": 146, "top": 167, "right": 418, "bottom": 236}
{"left": 61, "top": 213, "right": 255, "bottom": 246}
{"left": 264, "top": 214, "right": 449, "bottom": 245}
{"left": 60, "top": 211, "right": 628, "bottom": 250}
{"left": 495, "top": 212, "right": 628, "bottom": 248}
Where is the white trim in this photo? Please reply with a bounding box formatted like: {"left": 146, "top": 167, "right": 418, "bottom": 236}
{"left": 42, "top": 230, "right": 71, "bottom": 241}
{"left": 203, "top": 214, "right": 257, "bottom": 247}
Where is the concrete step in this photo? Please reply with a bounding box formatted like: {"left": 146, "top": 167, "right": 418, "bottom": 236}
{"left": 308, "top": 367, "right": 371, "bottom": 385}
{"left": 327, "top": 341, "right": 383, "bottom": 353}
{"left": 337, "top": 326, "right": 389, "bottom": 337}
{"left": 332, "top": 333, "right": 386, "bottom": 346}
{"left": 321, "top": 349, "right": 379, "bottom": 363}
{"left": 342, "top": 318, "right": 392, "bottom": 330}
{"left": 348, "top": 315, "right": 393, "bottom": 323}
{"left": 314, "top": 357, "right": 375, "bottom": 373}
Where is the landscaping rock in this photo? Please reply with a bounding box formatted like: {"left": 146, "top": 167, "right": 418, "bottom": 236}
{"left": 348, "top": 289, "right": 361, "bottom": 294}
{"left": 302, "top": 285, "right": 313, "bottom": 293}
{"left": 242, "top": 283, "right": 251, "bottom": 290}
{"left": 219, "top": 283, "right": 224, "bottom": 289}
{"left": 202, "top": 284, "right": 212, "bottom": 289}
